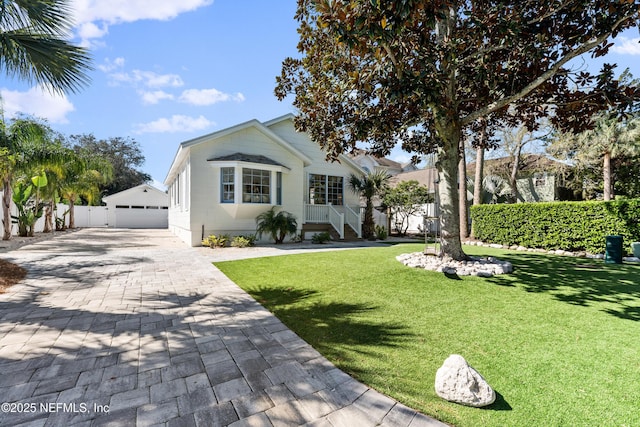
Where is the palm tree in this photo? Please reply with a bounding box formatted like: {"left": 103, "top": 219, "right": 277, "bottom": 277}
{"left": 549, "top": 114, "right": 640, "bottom": 200}
{"left": 0, "top": 0, "right": 92, "bottom": 93}
{"left": 58, "top": 150, "right": 112, "bottom": 229}
{"left": 3, "top": 118, "right": 72, "bottom": 237}
{"left": 348, "top": 170, "right": 390, "bottom": 239}
{"left": 256, "top": 207, "right": 298, "bottom": 244}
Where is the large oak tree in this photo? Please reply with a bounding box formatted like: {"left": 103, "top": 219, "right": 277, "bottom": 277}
{"left": 276, "top": 0, "right": 639, "bottom": 260}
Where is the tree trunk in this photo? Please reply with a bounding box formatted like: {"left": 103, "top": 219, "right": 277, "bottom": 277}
{"left": 471, "top": 145, "right": 485, "bottom": 239}
{"left": 436, "top": 121, "right": 467, "bottom": 260}
{"left": 43, "top": 202, "right": 54, "bottom": 233}
{"left": 509, "top": 145, "right": 523, "bottom": 203}
{"left": 473, "top": 146, "right": 484, "bottom": 206}
{"left": 68, "top": 199, "right": 76, "bottom": 229}
{"left": 458, "top": 138, "right": 469, "bottom": 238}
{"left": 603, "top": 151, "right": 612, "bottom": 201}
{"left": 2, "top": 178, "right": 12, "bottom": 240}
{"left": 363, "top": 199, "right": 374, "bottom": 239}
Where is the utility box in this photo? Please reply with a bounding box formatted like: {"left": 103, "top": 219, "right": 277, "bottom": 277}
{"left": 605, "top": 235, "right": 623, "bottom": 264}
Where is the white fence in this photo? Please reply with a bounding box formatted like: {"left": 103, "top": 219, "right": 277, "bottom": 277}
{"left": 0, "top": 202, "right": 108, "bottom": 236}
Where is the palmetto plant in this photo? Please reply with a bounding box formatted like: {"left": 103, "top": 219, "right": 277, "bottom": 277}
{"left": 255, "top": 207, "right": 298, "bottom": 244}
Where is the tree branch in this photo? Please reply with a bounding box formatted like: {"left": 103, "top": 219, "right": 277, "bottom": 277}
{"left": 461, "top": 14, "right": 633, "bottom": 126}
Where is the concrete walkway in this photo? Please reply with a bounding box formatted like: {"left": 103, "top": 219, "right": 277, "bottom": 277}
{"left": 0, "top": 228, "right": 446, "bottom": 427}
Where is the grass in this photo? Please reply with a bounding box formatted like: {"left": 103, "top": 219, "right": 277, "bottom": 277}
{"left": 215, "top": 244, "right": 640, "bottom": 427}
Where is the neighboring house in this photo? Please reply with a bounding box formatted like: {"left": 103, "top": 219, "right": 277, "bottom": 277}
{"left": 467, "top": 154, "right": 579, "bottom": 203}
{"left": 163, "top": 115, "right": 366, "bottom": 246}
{"left": 349, "top": 149, "right": 417, "bottom": 176}
{"left": 387, "top": 168, "right": 440, "bottom": 234}
{"left": 102, "top": 183, "right": 169, "bottom": 229}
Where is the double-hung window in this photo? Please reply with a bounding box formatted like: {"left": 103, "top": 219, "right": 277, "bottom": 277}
{"left": 221, "top": 167, "right": 235, "bottom": 203}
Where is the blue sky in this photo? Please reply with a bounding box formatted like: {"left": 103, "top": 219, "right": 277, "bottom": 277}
{"left": 1, "top": 1, "right": 639, "bottom": 186}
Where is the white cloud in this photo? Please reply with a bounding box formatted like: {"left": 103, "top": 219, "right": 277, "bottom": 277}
{"left": 109, "top": 70, "right": 184, "bottom": 88}
{"left": 133, "top": 115, "right": 213, "bottom": 133}
{"left": 140, "top": 90, "right": 175, "bottom": 105}
{"left": 178, "top": 88, "right": 245, "bottom": 106}
{"left": 97, "top": 57, "right": 125, "bottom": 72}
{"left": 0, "top": 86, "right": 74, "bottom": 124}
{"left": 71, "top": 0, "right": 214, "bottom": 45}
{"left": 76, "top": 21, "right": 109, "bottom": 43}
{"left": 612, "top": 37, "right": 640, "bottom": 55}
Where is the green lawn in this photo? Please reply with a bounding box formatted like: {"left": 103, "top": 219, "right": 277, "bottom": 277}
{"left": 215, "top": 244, "right": 640, "bottom": 427}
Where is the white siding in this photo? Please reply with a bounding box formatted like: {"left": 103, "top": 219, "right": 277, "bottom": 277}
{"left": 267, "top": 120, "right": 362, "bottom": 207}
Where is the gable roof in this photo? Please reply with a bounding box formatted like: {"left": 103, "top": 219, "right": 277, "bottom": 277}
{"left": 103, "top": 183, "right": 168, "bottom": 203}
{"left": 164, "top": 117, "right": 313, "bottom": 184}
{"left": 264, "top": 114, "right": 367, "bottom": 175}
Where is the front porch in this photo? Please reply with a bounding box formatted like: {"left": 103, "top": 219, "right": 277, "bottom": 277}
{"left": 304, "top": 204, "right": 362, "bottom": 240}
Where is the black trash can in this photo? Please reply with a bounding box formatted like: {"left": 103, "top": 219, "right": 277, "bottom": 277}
{"left": 605, "top": 235, "right": 623, "bottom": 264}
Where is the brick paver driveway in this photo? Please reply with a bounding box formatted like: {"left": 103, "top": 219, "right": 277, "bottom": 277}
{"left": 0, "top": 228, "right": 444, "bottom": 427}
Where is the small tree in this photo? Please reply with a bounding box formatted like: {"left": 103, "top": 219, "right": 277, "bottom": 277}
{"left": 383, "top": 180, "right": 432, "bottom": 236}
{"left": 256, "top": 207, "right": 298, "bottom": 244}
{"left": 347, "top": 170, "right": 390, "bottom": 239}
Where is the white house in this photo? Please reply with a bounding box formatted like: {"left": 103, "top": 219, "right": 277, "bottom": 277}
{"left": 102, "top": 183, "right": 169, "bottom": 229}
{"left": 163, "top": 115, "right": 366, "bottom": 246}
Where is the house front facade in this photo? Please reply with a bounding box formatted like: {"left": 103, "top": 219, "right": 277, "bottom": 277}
{"left": 164, "top": 115, "right": 365, "bottom": 246}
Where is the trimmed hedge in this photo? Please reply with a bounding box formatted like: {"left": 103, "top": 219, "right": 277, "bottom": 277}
{"left": 470, "top": 199, "right": 640, "bottom": 255}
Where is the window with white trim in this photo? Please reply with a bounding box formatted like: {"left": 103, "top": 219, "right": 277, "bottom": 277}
{"left": 242, "top": 168, "right": 271, "bottom": 204}
{"left": 309, "top": 174, "right": 343, "bottom": 205}
{"left": 221, "top": 167, "right": 235, "bottom": 203}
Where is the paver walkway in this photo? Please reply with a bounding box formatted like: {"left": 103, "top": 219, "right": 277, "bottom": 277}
{"left": 0, "top": 228, "right": 446, "bottom": 427}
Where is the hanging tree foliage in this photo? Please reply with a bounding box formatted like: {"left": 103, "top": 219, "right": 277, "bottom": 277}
{"left": 276, "top": 0, "right": 640, "bottom": 260}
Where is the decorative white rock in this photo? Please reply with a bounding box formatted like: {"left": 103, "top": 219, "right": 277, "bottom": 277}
{"left": 435, "top": 354, "right": 496, "bottom": 408}
{"left": 396, "top": 253, "right": 513, "bottom": 276}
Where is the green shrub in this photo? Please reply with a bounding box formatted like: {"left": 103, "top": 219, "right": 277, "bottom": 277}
{"left": 470, "top": 199, "right": 640, "bottom": 254}
{"left": 375, "top": 224, "right": 388, "bottom": 240}
{"left": 231, "top": 235, "right": 256, "bottom": 248}
{"left": 201, "top": 234, "right": 230, "bottom": 248}
{"left": 311, "top": 231, "right": 331, "bottom": 244}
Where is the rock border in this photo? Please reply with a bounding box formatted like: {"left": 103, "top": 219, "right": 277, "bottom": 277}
{"left": 396, "top": 253, "right": 513, "bottom": 277}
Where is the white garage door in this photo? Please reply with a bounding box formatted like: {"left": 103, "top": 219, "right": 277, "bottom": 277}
{"left": 114, "top": 205, "right": 168, "bottom": 228}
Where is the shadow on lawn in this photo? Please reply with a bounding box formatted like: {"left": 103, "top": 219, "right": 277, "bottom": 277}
{"left": 248, "top": 285, "right": 413, "bottom": 365}
{"left": 485, "top": 391, "right": 512, "bottom": 411}
{"left": 486, "top": 252, "right": 640, "bottom": 321}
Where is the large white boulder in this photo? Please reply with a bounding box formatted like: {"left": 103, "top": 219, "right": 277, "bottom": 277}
{"left": 434, "top": 354, "right": 496, "bottom": 407}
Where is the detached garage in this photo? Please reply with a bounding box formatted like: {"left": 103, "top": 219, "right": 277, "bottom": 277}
{"left": 103, "top": 184, "right": 169, "bottom": 229}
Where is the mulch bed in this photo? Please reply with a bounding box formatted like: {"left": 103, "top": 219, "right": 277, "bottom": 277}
{"left": 0, "top": 259, "right": 27, "bottom": 293}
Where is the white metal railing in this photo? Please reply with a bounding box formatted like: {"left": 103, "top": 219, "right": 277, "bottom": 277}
{"left": 328, "top": 204, "right": 344, "bottom": 239}
{"left": 345, "top": 205, "right": 362, "bottom": 238}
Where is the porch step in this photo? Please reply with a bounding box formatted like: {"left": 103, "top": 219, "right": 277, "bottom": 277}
{"left": 302, "top": 223, "right": 361, "bottom": 242}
